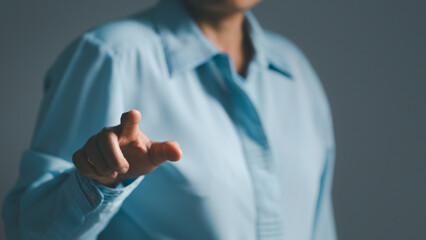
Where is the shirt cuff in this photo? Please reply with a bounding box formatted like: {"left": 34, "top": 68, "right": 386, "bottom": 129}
{"left": 76, "top": 171, "right": 144, "bottom": 210}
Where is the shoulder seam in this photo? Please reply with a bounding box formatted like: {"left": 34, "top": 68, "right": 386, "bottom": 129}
{"left": 82, "top": 33, "right": 118, "bottom": 58}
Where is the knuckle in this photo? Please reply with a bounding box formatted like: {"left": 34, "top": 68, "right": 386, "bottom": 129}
{"left": 149, "top": 148, "right": 162, "bottom": 166}
{"left": 110, "top": 159, "right": 124, "bottom": 169}
{"left": 101, "top": 126, "right": 112, "bottom": 134}
{"left": 99, "top": 131, "right": 114, "bottom": 145}
{"left": 120, "top": 156, "right": 129, "bottom": 167}
{"left": 105, "top": 131, "right": 115, "bottom": 142}
{"left": 154, "top": 144, "right": 166, "bottom": 160}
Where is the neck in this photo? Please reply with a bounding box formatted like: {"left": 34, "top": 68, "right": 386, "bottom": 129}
{"left": 184, "top": 5, "right": 253, "bottom": 77}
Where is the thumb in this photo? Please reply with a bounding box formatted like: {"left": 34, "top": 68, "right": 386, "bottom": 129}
{"left": 149, "top": 141, "right": 182, "bottom": 166}
{"left": 118, "top": 110, "right": 141, "bottom": 137}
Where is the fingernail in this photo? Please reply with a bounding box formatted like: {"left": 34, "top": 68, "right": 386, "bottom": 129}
{"left": 118, "top": 167, "right": 128, "bottom": 174}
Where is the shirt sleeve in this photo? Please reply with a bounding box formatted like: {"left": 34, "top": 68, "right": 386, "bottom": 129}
{"left": 299, "top": 53, "right": 338, "bottom": 240}
{"left": 312, "top": 146, "right": 337, "bottom": 240}
{"left": 2, "top": 34, "right": 143, "bottom": 239}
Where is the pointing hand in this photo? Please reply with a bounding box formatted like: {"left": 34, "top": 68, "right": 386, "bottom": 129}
{"left": 72, "top": 110, "right": 182, "bottom": 187}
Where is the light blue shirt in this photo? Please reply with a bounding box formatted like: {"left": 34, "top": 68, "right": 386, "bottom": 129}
{"left": 2, "top": 0, "right": 337, "bottom": 239}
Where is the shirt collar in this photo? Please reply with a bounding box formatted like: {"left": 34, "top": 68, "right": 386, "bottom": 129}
{"left": 154, "top": 0, "right": 293, "bottom": 79}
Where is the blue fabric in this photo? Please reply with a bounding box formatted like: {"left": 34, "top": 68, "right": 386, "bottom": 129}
{"left": 2, "top": 0, "right": 337, "bottom": 239}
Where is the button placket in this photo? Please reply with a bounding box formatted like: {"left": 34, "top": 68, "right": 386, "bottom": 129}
{"left": 215, "top": 54, "right": 284, "bottom": 239}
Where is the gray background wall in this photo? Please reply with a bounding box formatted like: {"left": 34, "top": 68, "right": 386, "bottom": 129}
{"left": 1, "top": 0, "right": 425, "bottom": 239}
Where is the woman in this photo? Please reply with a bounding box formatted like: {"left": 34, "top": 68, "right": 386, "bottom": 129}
{"left": 3, "top": 0, "right": 337, "bottom": 239}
